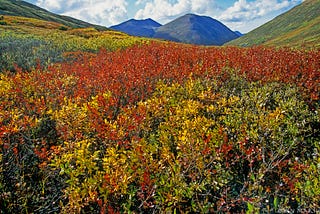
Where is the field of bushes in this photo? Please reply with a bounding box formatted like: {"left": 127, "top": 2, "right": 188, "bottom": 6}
{"left": 0, "top": 15, "right": 147, "bottom": 72}
{"left": 0, "top": 22, "right": 319, "bottom": 213}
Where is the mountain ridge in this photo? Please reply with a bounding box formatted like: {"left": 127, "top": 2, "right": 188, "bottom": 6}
{"left": 0, "top": 0, "right": 108, "bottom": 30}
{"left": 226, "top": 0, "right": 320, "bottom": 48}
{"left": 110, "top": 18, "right": 161, "bottom": 37}
{"left": 111, "top": 14, "right": 240, "bottom": 45}
{"left": 153, "top": 14, "right": 239, "bottom": 45}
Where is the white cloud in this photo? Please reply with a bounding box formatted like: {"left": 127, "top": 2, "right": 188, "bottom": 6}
{"left": 219, "top": 0, "right": 292, "bottom": 22}
{"left": 133, "top": 0, "right": 301, "bottom": 32}
{"left": 33, "top": 0, "right": 303, "bottom": 33}
{"left": 134, "top": 0, "right": 217, "bottom": 24}
{"left": 36, "top": 0, "right": 62, "bottom": 10}
{"left": 35, "top": 0, "right": 128, "bottom": 26}
{"left": 135, "top": 0, "right": 147, "bottom": 5}
{"left": 218, "top": 0, "right": 302, "bottom": 32}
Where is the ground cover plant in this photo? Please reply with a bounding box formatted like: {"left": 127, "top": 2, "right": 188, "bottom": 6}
{"left": 0, "top": 41, "right": 319, "bottom": 213}
{"left": 0, "top": 15, "right": 148, "bottom": 72}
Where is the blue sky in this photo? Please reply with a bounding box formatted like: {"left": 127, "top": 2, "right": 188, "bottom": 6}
{"left": 24, "top": 0, "right": 304, "bottom": 33}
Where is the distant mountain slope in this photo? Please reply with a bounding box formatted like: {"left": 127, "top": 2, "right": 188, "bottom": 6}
{"left": 153, "top": 14, "right": 239, "bottom": 45}
{"left": 0, "top": 0, "right": 108, "bottom": 30}
{"left": 234, "top": 31, "right": 243, "bottom": 37}
{"left": 227, "top": 0, "right": 320, "bottom": 48}
{"left": 110, "top": 18, "right": 161, "bottom": 37}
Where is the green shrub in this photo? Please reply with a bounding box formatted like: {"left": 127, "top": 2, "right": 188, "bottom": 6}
{"left": 49, "top": 74, "right": 319, "bottom": 212}
{"left": 0, "top": 121, "right": 65, "bottom": 213}
{"left": 0, "top": 36, "right": 65, "bottom": 72}
{"left": 59, "top": 26, "right": 68, "bottom": 31}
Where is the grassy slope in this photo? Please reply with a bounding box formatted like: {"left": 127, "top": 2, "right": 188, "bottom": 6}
{"left": 0, "top": 15, "right": 149, "bottom": 50}
{"left": 226, "top": 0, "right": 320, "bottom": 48}
{"left": 0, "top": 15, "right": 151, "bottom": 72}
{"left": 0, "top": 0, "right": 108, "bottom": 30}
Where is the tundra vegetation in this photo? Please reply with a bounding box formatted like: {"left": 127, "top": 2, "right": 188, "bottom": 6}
{"left": 0, "top": 15, "right": 319, "bottom": 213}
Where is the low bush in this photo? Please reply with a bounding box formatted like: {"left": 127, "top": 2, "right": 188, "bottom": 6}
{"left": 0, "top": 43, "right": 319, "bottom": 213}
{"left": 59, "top": 26, "right": 68, "bottom": 31}
{"left": 0, "top": 37, "right": 64, "bottom": 72}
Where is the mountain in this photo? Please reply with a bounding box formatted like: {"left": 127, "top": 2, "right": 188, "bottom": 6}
{"left": 0, "top": 0, "right": 108, "bottom": 30}
{"left": 153, "top": 14, "right": 239, "bottom": 45}
{"left": 227, "top": 0, "right": 320, "bottom": 48}
{"left": 234, "top": 31, "right": 243, "bottom": 37}
{"left": 110, "top": 18, "right": 161, "bottom": 37}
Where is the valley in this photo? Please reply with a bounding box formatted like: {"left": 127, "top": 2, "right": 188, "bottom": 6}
{"left": 0, "top": 0, "right": 319, "bottom": 213}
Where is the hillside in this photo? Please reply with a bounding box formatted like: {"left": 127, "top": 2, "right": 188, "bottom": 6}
{"left": 227, "top": 0, "right": 320, "bottom": 48}
{"left": 0, "top": 0, "right": 155, "bottom": 72}
{"left": 0, "top": 15, "right": 149, "bottom": 72}
{"left": 234, "top": 31, "right": 243, "bottom": 37}
{"left": 153, "top": 14, "right": 239, "bottom": 45}
{"left": 0, "top": 0, "right": 108, "bottom": 30}
{"left": 110, "top": 18, "right": 161, "bottom": 37}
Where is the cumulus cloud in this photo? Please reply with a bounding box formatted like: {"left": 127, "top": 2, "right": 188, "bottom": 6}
{"left": 218, "top": 0, "right": 302, "bottom": 32}
{"left": 35, "top": 0, "right": 128, "bottom": 26}
{"left": 219, "top": 0, "right": 297, "bottom": 22}
{"left": 135, "top": 0, "right": 147, "bottom": 5}
{"left": 32, "top": 0, "right": 303, "bottom": 33}
{"left": 36, "top": 0, "right": 62, "bottom": 10}
{"left": 133, "top": 0, "right": 301, "bottom": 32}
{"left": 134, "top": 0, "right": 218, "bottom": 24}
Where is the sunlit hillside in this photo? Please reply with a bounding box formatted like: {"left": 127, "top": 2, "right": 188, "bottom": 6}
{"left": 0, "top": 15, "right": 150, "bottom": 71}
{"left": 0, "top": 0, "right": 107, "bottom": 30}
{"left": 227, "top": 0, "right": 320, "bottom": 48}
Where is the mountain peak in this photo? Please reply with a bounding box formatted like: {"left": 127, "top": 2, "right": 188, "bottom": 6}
{"left": 153, "top": 14, "right": 239, "bottom": 45}
{"left": 110, "top": 18, "right": 161, "bottom": 37}
{"left": 110, "top": 13, "right": 239, "bottom": 45}
{"left": 183, "top": 13, "right": 198, "bottom": 17}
